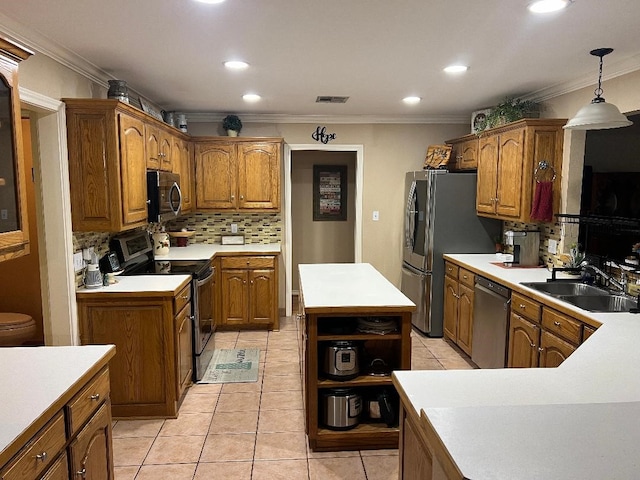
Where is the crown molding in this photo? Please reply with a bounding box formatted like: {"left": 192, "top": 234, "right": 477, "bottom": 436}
{"left": 523, "top": 54, "right": 640, "bottom": 103}
{"left": 184, "top": 112, "right": 469, "bottom": 125}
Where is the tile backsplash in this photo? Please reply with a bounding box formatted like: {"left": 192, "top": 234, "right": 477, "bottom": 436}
{"left": 502, "top": 220, "right": 562, "bottom": 268}
{"left": 73, "top": 212, "right": 282, "bottom": 287}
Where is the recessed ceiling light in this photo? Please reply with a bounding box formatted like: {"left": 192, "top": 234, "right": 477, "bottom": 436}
{"left": 528, "top": 0, "right": 570, "bottom": 13}
{"left": 444, "top": 65, "right": 468, "bottom": 74}
{"left": 193, "top": 0, "right": 226, "bottom": 4}
{"left": 403, "top": 96, "right": 421, "bottom": 105}
{"left": 224, "top": 60, "right": 249, "bottom": 70}
{"left": 243, "top": 93, "right": 261, "bottom": 102}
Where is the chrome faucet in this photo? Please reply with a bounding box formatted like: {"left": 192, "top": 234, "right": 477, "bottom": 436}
{"left": 580, "top": 260, "right": 627, "bottom": 293}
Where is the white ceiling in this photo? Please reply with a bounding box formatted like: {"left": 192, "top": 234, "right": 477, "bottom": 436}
{"left": 2, "top": 0, "right": 640, "bottom": 122}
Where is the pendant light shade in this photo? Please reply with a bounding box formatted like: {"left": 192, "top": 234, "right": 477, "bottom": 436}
{"left": 564, "top": 48, "right": 633, "bottom": 130}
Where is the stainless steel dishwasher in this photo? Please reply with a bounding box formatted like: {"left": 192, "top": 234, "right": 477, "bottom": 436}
{"left": 471, "top": 276, "right": 511, "bottom": 369}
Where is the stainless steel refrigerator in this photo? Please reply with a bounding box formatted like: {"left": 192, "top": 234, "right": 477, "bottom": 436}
{"left": 401, "top": 170, "right": 501, "bottom": 336}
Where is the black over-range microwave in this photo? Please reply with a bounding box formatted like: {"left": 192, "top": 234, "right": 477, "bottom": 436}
{"left": 147, "top": 170, "right": 182, "bottom": 223}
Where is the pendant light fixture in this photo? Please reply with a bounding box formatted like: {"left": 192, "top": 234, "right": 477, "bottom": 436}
{"left": 564, "top": 48, "right": 633, "bottom": 130}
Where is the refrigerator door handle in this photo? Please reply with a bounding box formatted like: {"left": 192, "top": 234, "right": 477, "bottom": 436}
{"left": 403, "top": 262, "right": 427, "bottom": 276}
{"left": 405, "top": 180, "right": 417, "bottom": 249}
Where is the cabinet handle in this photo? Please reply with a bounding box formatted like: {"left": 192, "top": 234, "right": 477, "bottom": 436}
{"left": 181, "top": 295, "right": 189, "bottom": 300}
{"left": 538, "top": 347, "right": 544, "bottom": 353}
{"left": 447, "top": 267, "right": 452, "bottom": 272}
{"left": 89, "top": 393, "right": 100, "bottom": 401}
{"left": 76, "top": 468, "right": 86, "bottom": 478}
{"left": 553, "top": 321, "right": 561, "bottom": 327}
{"left": 35, "top": 452, "right": 48, "bottom": 462}
{"left": 519, "top": 304, "right": 526, "bottom": 310}
{"left": 530, "top": 342, "right": 536, "bottom": 348}
{"left": 250, "top": 280, "right": 254, "bottom": 284}
{"left": 462, "top": 275, "right": 468, "bottom": 280}
{"left": 243, "top": 280, "right": 247, "bottom": 284}
{"left": 231, "top": 195, "right": 235, "bottom": 200}
{"left": 240, "top": 195, "right": 244, "bottom": 200}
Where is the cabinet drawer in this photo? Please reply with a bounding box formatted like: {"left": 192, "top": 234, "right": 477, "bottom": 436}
{"left": 458, "top": 268, "right": 475, "bottom": 288}
{"left": 542, "top": 308, "right": 581, "bottom": 345}
{"left": 174, "top": 283, "right": 192, "bottom": 314}
{"left": 66, "top": 367, "right": 110, "bottom": 436}
{"left": 444, "top": 262, "right": 459, "bottom": 279}
{"left": 1, "top": 412, "right": 66, "bottom": 480}
{"left": 221, "top": 255, "right": 275, "bottom": 270}
{"left": 511, "top": 292, "right": 541, "bottom": 323}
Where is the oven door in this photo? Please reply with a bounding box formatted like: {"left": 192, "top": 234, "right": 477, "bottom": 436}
{"left": 194, "top": 266, "right": 214, "bottom": 355}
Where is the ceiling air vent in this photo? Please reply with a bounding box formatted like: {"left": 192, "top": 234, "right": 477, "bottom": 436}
{"left": 316, "top": 96, "right": 349, "bottom": 104}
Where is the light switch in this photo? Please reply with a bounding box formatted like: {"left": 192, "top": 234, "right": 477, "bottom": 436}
{"left": 372, "top": 211, "right": 379, "bottom": 221}
{"left": 231, "top": 223, "right": 238, "bottom": 233}
{"left": 548, "top": 239, "right": 558, "bottom": 254}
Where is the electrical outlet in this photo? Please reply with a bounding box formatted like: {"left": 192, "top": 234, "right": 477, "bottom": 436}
{"left": 231, "top": 223, "right": 238, "bottom": 233}
{"left": 0, "top": 209, "right": 7, "bottom": 220}
{"left": 73, "top": 252, "right": 84, "bottom": 272}
{"left": 82, "top": 248, "right": 91, "bottom": 261}
{"left": 372, "top": 211, "right": 379, "bottom": 221}
{"left": 548, "top": 239, "right": 558, "bottom": 254}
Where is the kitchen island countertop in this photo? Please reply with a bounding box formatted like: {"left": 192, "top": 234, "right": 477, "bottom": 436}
{"left": 393, "top": 253, "right": 640, "bottom": 479}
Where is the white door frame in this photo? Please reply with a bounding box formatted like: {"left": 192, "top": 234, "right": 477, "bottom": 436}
{"left": 20, "top": 87, "right": 78, "bottom": 345}
{"left": 284, "top": 144, "right": 363, "bottom": 316}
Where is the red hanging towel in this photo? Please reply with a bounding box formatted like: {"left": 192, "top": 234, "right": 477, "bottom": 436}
{"left": 530, "top": 181, "right": 553, "bottom": 222}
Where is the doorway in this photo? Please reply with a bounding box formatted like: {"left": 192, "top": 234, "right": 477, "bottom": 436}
{"left": 284, "top": 144, "right": 364, "bottom": 316}
{"left": 0, "top": 117, "right": 44, "bottom": 343}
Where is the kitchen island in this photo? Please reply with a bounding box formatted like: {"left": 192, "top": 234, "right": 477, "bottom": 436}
{"left": 394, "top": 254, "right": 640, "bottom": 479}
{"left": 0, "top": 345, "right": 116, "bottom": 479}
{"left": 298, "top": 263, "right": 415, "bottom": 451}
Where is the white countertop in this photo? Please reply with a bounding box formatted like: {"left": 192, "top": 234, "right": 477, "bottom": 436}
{"left": 0, "top": 345, "right": 115, "bottom": 463}
{"left": 298, "top": 263, "right": 415, "bottom": 310}
{"left": 77, "top": 274, "right": 191, "bottom": 294}
{"left": 155, "top": 242, "right": 281, "bottom": 261}
{"left": 394, "top": 253, "right": 640, "bottom": 479}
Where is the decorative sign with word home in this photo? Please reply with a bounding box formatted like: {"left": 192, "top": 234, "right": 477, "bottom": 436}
{"left": 311, "top": 126, "right": 337, "bottom": 144}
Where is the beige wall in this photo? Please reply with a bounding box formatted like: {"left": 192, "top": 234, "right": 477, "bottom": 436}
{"left": 291, "top": 150, "right": 356, "bottom": 290}
{"left": 189, "top": 122, "right": 469, "bottom": 285}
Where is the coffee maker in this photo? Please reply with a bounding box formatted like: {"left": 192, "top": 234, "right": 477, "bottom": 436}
{"left": 504, "top": 230, "right": 540, "bottom": 267}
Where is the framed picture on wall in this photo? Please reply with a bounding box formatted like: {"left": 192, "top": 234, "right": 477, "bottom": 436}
{"left": 313, "top": 165, "right": 347, "bottom": 221}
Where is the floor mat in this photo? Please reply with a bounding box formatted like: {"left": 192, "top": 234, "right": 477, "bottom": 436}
{"left": 199, "top": 348, "right": 260, "bottom": 384}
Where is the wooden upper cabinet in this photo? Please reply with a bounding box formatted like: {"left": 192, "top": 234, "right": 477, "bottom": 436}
{"left": 238, "top": 142, "right": 280, "bottom": 210}
{"left": 0, "top": 38, "right": 32, "bottom": 263}
{"left": 173, "top": 138, "right": 193, "bottom": 213}
{"left": 195, "top": 142, "right": 237, "bottom": 210}
{"left": 447, "top": 136, "right": 478, "bottom": 171}
{"left": 474, "top": 118, "right": 565, "bottom": 223}
{"left": 194, "top": 138, "right": 282, "bottom": 212}
{"left": 146, "top": 125, "right": 173, "bottom": 172}
{"left": 119, "top": 115, "right": 149, "bottom": 226}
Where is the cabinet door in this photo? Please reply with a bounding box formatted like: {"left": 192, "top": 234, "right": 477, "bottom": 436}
{"left": 249, "top": 269, "right": 276, "bottom": 325}
{"left": 495, "top": 128, "right": 525, "bottom": 218}
{"left": 119, "top": 114, "right": 149, "bottom": 226}
{"left": 145, "top": 124, "right": 161, "bottom": 170}
{"left": 442, "top": 275, "right": 458, "bottom": 342}
{"left": 195, "top": 143, "right": 237, "bottom": 209}
{"left": 539, "top": 330, "right": 576, "bottom": 368}
{"left": 40, "top": 452, "right": 70, "bottom": 480}
{"left": 237, "top": 142, "right": 281, "bottom": 210}
{"left": 457, "top": 283, "right": 474, "bottom": 356}
{"left": 0, "top": 65, "right": 30, "bottom": 262}
{"left": 401, "top": 413, "right": 433, "bottom": 479}
{"left": 159, "top": 131, "right": 173, "bottom": 172}
{"left": 174, "top": 139, "right": 193, "bottom": 213}
{"left": 476, "top": 135, "right": 498, "bottom": 214}
{"left": 507, "top": 313, "right": 540, "bottom": 368}
{"left": 220, "top": 269, "right": 248, "bottom": 325}
{"left": 460, "top": 139, "right": 478, "bottom": 170}
{"left": 175, "top": 303, "right": 193, "bottom": 399}
{"left": 68, "top": 403, "right": 114, "bottom": 480}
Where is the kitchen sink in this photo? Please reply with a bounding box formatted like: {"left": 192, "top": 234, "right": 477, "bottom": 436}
{"left": 521, "top": 281, "right": 638, "bottom": 312}
{"left": 556, "top": 294, "right": 637, "bottom": 313}
{"left": 521, "top": 282, "right": 609, "bottom": 297}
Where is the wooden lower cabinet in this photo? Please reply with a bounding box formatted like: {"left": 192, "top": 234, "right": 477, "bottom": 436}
{"left": 68, "top": 403, "right": 113, "bottom": 480}
{"left": 399, "top": 407, "right": 432, "bottom": 479}
{"left": 508, "top": 293, "right": 582, "bottom": 369}
{"left": 218, "top": 255, "right": 279, "bottom": 330}
{"left": 77, "top": 283, "right": 192, "bottom": 417}
{"left": 442, "top": 263, "right": 474, "bottom": 356}
{"left": 0, "top": 366, "right": 115, "bottom": 480}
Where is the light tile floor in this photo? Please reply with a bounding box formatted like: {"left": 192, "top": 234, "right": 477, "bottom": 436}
{"left": 112, "top": 306, "right": 476, "bottom": 479}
